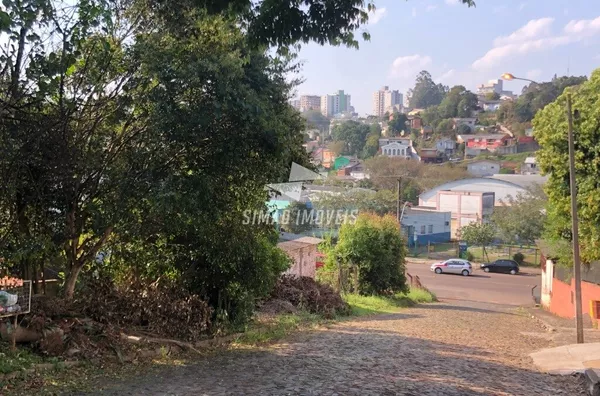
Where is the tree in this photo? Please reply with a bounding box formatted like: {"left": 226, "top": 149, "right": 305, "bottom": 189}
{"left": 437, "top": 119, "right": 455, "bottom": 134}
{"left": 492, "top": 185, "right": 546, "bottom": 245}
{"left": 438, "top": 86, "right": 477, "bottom": 119}
{"left": 328, "top": 141, "right": 346, "bottom": 156}
{"left": 303, "top": 110, "right": 330, "bottom": 132}
{"left": 408, "top": 71, "right": 447, "bottom": 109}
{"left": 533, "top": 69, "right": 600, "bottom": 266}
{"left": 459, "top": 222, "right": 495, "bottom": 262}
{"left": 388, "top": 112, "right": 409, "bottom": 135}
{"left": 328, "top": 213, "right": 407, "bottom": 295}
{"left": 331, "top": 121, "right": 370, "bottom": 156}
{"left": 485, "top": 92, "right": 501, "bottom": 100}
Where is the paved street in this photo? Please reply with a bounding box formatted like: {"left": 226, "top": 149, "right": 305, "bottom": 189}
{"left": 91, "top": 300, "right": 584, "bottom": 395}
{"left": 406, "top": 260, "right": 540, "bottom": 306}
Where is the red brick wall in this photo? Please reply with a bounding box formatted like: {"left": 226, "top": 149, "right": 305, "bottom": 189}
{"left": 549, "top": 277, "right": 600, "bottom": 320}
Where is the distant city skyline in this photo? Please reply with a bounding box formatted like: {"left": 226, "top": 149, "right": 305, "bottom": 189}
{"left": 291, "top": 0, "right": 600, "bottom": 115}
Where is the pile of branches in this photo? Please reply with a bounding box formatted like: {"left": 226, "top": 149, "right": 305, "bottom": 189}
{"left": 269, "top": 275, "right": 350, "bottom": 318}
{"left": 74, "top": 276, "right": 212, "bottom": 342}
{"left": 24, "top": 276, "right": 212, "bottom": 357}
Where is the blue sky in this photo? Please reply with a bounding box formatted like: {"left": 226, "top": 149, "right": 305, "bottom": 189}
{"left": 293, "top": 0, "right": 600, "bottom": 115}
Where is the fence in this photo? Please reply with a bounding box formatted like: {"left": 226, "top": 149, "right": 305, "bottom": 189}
{"left": 406, "top": 241, "right": 540, "bottom": 266}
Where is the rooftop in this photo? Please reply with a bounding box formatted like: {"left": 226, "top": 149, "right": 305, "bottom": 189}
{"left": 465, "top": 134, "right": 509, "bottom": 140}
{"left": 487, "top": 174, "right": 547, "bottom": 188}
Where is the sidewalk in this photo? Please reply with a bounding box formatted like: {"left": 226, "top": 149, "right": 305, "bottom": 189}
{"left": 531, "top": 343, "right": 600, "bottom": 374}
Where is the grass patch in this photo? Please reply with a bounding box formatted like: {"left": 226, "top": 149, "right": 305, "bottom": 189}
{"left": 0, "top": 346, "right": 47, "bottom": 374}
{"left": 344, "top": 288, "right": 437, "bottom": 316}
{"left": 235, "top": 311, "right": 324, "bottom": 345}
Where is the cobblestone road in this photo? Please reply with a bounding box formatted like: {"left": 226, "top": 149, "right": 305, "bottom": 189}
{"left": 92, "top": 301, "right": 585, "bottom": 396}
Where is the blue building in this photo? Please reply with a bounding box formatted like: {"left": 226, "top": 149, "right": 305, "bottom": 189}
{"left": 401, "top": 208, "right": 451, "bottom": 247}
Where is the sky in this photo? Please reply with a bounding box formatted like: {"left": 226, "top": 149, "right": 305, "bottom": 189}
{"left": 293, "top": 0, "right": 600, "bottom": 116}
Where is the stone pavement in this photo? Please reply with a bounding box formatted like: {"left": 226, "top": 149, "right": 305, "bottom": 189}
{"left": 90, "top": 300, "right": 586, "bottom": 396}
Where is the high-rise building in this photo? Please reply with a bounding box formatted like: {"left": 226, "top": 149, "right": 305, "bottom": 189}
{"left": 321, "top": 90, "right": 352, "bottom": 117}
{"left": 299, "top": 95, "right": 321, "bottom": 111}
{"left": 372, "top": 86, "right": 403, "bottom": 117}
{"left": 290, "top": 99, "right": 301, "bottom": 110}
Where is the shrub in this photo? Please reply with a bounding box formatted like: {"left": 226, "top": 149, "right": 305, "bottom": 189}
{"left": 465, "top": 251, "right": 475, "bottom": 262}
{"left": 513, "top": 252, "right": 525, "bottom": 265}
{"left": 329, "top": 213, "right": 408, "bottom": 295}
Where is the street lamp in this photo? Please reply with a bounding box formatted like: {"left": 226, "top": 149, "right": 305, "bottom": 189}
{"left": 504, "top": 73, "right": 584, "bottom": 344}
{"left": 501, "top": 73, "right": 538, "bottom": 84}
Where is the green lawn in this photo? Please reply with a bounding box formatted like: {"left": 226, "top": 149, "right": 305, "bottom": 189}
{"left": 467, "top": 245, "right": 540, "bottom": 266}
{"left": 344, "top": 288, "right": 437, "bottom": 316}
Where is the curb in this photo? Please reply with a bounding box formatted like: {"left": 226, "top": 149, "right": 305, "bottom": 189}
{"left": 585, "top": 368, "right": 600, "bottom": 396}
{"left": 526, "top": 308, "right": 557, "bottom": 333}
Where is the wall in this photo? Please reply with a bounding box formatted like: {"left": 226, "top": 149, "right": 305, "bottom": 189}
{"left": 467, "top": 162, "right": 500, "bottom": 177}
{"left": 283, "top": 245, "right": 318, "bottom": 279}
{"left": 546, "top": 275, "right": 600, "bottom": 321}
{"left": 401, "top": 210, "right": 451, "bottom": 246}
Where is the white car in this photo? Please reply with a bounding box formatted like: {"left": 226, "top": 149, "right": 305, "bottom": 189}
{"left": 430, "top": 259, "right": 473, "bottom": 276}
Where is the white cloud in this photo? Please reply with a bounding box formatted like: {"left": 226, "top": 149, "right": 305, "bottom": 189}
{"left": 426, "top": 5, "right": 438, "bottom": 12}
{"left": 472, "top": 16, "right": 600, "bottom": 70}
{"left": 445, "top": 0, "right": 460, "bottom": 5}
{"left": 367, "top": 7, "right": 387, "bottom": 25}
{"left": 564, "top": 16, "right": 600, "bottom": 37}
{"left": 526, "top": 69, "right": 542, "bottom": 80}
{"left": 436, "top": 69, "right": 456, "bottom": 83}
{"left": 493, "top": 18, "right": 554, "bottom": 46}
{"left": 389, "top": 55, "right": 432, "bottom": 79}
{"left": 412, "top": 7, "right": 417, "bottom": 18}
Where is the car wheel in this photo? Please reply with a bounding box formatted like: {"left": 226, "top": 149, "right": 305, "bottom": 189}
{"left": 462, "top": 269, "right": 470, "bottom": 276}
{"left": 434, "top": 268, "right": 442, "bottom": 274}
{"left": 510, "top": 269, "right": 517, "bottom": 275}
{"left": 484, "top": 267, "right": 490, "bottom": 273}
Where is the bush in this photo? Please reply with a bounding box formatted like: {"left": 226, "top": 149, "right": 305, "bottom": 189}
{"left": 465, "top": 251, "right": 475, "bottom": 262}
{"left": 327, "top": 213, "right": 408, "bottom": 295}
{"left": 513, "top": 252, "right": 525, "bottom": 265}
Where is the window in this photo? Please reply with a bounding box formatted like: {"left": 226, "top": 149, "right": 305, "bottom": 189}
{"left": 420, "top": 225, "right": 426, "bottom": 234}
{"left": 444, "top": 221, "right": 450, "bottom": 226}
{"left": 428, "top": 225, "right": 433, "bottom": 234}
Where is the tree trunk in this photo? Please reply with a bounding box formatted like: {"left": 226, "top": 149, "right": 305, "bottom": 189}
{"left": 63, "top": 265, "right": 83, "bottom": 300}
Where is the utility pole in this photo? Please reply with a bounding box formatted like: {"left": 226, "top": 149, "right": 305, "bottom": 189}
{"left": 567, "top": 93, "right": 584, "bottom": 344}
{"left": 396, "top": 178, "right": 402, "bottom": 223}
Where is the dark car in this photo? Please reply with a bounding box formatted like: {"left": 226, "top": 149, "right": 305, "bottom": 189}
{"left": 480, "top": 259, "right": 520, "bottom": 275}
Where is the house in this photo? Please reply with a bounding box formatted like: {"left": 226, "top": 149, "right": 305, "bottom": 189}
{"left": 521, "top": 157, "right": 539, "bottom": 175}
{"left": 419, "top": 148, "right": 443, "bottom": 164}
{"left": 337, "top": 161, "right": 369, "bottom": 180}
{"left": 408, "top": 115, "right": 422, "bottom": 129}
{"left": 277, "top": 235, "right": 324, "bottom": 279}
{"left": 333, "top": 156, "right": 356, "bottom": 170}
{"left": 463, "top": 134, "right": 515, "bottom": 156}
{"left": 435, "top": 138, "right": 456, "bottom": 155}
{"left": 467, "top": 160, "right": 500, "bottom": 177}
{"left": 311, "top": 147, "right": 335, "bottom": 169}
{"left": 479, "top": 99, "right": 502, "bottom": 112}
{"left": 538, "top": 241, "right": 600, "bottom": 325}
{"left": 381, "top": 141, "right": 412, "bottom": 159}
{"left": 453, "top": 118, "right": 477, "bottom": 132}
{"left": 379, "top": 137, "right": 412, "bottom": 147}
{"left": 401, "top": 208, "right": 451, "bottom": 247}
{"left": 429, "top": 191, "right": 495, "bottom": 239}
{"left": 420, "top": 126, "right": 434, "bottom": 137}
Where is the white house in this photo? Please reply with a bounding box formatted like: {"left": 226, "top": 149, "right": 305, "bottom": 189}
{"left": 521, "top": 157, "right": 539, "bottom": 175}
{"left": 467, "top": 160, "right": 501, "bottom": 177}
{"left": 381, "top": 142, "right": 412, "bottom": 159}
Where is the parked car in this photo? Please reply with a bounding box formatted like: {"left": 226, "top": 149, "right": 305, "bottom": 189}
{"left": 430, "top": 259, "right": 472, "bottom": 276}
{"left": 480, "top": 259, "right": 520, "bottom": 275}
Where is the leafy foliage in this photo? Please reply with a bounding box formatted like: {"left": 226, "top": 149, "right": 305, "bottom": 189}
{"left": 331, "top": 120, "right": 370, "bottom": 156}
{"left": 327, "top": 213, "right": 407, "bottom": 295}
{"left": 459, "top": 222, "right": 495, "bottom": 262}
{"left": 388, "top": 112, "right": 409, "bottom": 136}
{"left": 534, "top": 69, "right": 600, "bottom": 266}
{"left": 408, "top": 71, "right": 447, "bottom": 109}
{"left": 492, "top": 185, "right": 546, "bottom": 244}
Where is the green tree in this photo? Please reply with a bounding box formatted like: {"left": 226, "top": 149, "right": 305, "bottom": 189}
{"left": 328, "top": 213, "right": 407, "bottom": 295}
{"left": 388, "top": 112, "right": 409, "bottom": 135}
{"left": 437, "top": 118, "right": 455, "bottom": 134}
{"left": 485, "top": 92, "right": 501, "bottom": 100}
{"left": 459, "top": 222, "right": 495, "bottom": 262}
{"left": 331, "top": 120, "right": 370, "bottom": 155}
{"left": 438, "top": 86, "right": 478, "bottom": 119}
{"left": 491, "top": 185, "right": 546, "bottom": 245}
{"left": 408, "top": 71, "right": 447, "bottom": 109}
{"left": 534, "top": 69, "right": 600, "bottom": 266}
{"left": 303, "top": 110, "right": 330, "bottom": 132}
